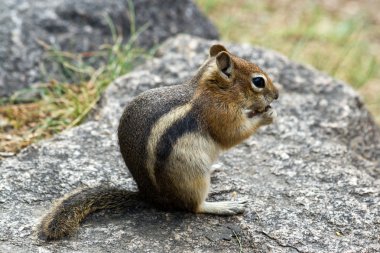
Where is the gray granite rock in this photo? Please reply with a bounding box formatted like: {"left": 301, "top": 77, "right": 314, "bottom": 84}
{"left": 0, "top": 0, "right": 218, "bottom": 98}
{"left": 1, "top": 35, "right": 379, "bottom": 252}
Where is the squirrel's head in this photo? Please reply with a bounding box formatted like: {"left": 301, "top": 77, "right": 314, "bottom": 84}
{"left": 197, "top": 44, "right": 279, "bottom": 122}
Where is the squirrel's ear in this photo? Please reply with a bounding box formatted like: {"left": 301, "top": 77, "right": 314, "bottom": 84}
{"left": 209, "top": 44, "right": 228, "bottom": 57}
{"left": 216, "top": 51, "right": 233, "bottom": 78}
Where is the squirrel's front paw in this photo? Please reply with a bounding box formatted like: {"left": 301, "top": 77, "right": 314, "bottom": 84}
{"left": 260, "top": 107, "right": 277, "bottom": 125}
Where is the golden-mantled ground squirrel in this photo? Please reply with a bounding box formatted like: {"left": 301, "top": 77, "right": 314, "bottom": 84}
{"left": 38, "top": 44, "right": 279, "bottom": 240}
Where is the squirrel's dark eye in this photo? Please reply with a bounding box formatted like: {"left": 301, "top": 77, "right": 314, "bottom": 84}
{"left": 252, "top": 77, "right": 265, "bottom": 89}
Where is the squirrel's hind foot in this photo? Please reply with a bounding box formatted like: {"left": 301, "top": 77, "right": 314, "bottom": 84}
{"left": 196, "top": 200, "right": 247, "bottom": 215}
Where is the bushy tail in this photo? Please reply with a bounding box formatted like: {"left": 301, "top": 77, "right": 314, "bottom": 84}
{"left": 38, "top": 187, "right": 140, "bottom": 240}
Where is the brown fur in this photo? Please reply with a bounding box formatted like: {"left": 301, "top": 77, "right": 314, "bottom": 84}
{"left": 194, "top": 51, "right": 278, "bottom": 148}
{"left": 38, "top": 44, "right": 278, "bottom": 240}
{"left": 39, "top": 187, "right": 139, "bottom": 240}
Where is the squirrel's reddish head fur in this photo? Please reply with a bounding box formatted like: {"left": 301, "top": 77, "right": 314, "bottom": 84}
{"left": 194, "top": 44, "right": 279, "bottom": 148}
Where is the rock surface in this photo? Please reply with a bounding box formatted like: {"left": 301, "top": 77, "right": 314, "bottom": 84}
{"left": 0, "top": 0, "right": 218, "bottom": 98}
{"left": 1, "top": 35, "right": 380, "bottom": 252}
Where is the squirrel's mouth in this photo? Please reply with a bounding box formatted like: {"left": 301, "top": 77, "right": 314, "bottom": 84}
{"left": 245, "top": 105, "right": 271, "bottom": 118}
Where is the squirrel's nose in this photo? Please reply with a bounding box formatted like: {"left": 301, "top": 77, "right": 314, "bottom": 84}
{"left": 273, "top": 90, "right": 279, "bottom": 100}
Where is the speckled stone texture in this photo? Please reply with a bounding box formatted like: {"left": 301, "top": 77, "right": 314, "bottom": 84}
{"left": 0, "top": 0, "right": 218, "bottom": 98}
{"left": 1, "top": 35, "right": 379, "bottom": 252}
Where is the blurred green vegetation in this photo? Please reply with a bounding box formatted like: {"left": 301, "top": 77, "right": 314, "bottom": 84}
{"left": 196, "top": 0, "right": 380, "bottom": 123}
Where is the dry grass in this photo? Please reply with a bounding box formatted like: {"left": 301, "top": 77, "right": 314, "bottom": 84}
{"left": 0, "top": 81, "right": 98, "bottom": 154}
{"left": 0, "top": 2, "right": 151, "bottom": 158}
{"left": 0, "top": 29, "right": 147, "bottom": 157}
{"left": 0, "top": 0, "right": 152, "bottom": 156}
{"left": 196, "top": 0, "right": 380, "bottom": 123}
